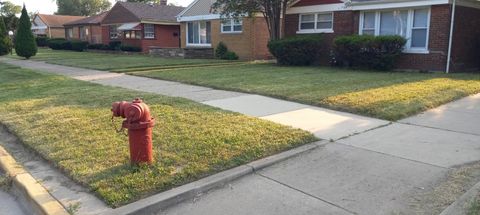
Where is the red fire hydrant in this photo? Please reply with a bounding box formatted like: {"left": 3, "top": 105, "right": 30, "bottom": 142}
{"left": 112, "top": 98, "right": 155, "bottom": 165}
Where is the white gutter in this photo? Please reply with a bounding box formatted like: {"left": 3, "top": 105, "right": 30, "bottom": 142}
{"left": 446, "top": 0, "right": 456, "bottom": 73}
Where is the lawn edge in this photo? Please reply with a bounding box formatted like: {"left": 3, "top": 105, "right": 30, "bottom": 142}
{"left": 0, "top": 145, "right": 69, "bottom": 215}
{"left": 439, "top": 180, "right": 480, "bottom": 215}
{"left": 107, "top": 140, "right": 327, "bottom": 215}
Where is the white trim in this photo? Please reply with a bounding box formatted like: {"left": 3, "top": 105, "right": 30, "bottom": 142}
{"left": 359, "top": 7, "right": 431, "bottom": 54}
{"left": 178, "top": 14, "right": 221, "bottom": 22}
{"left": 287, "top": 3, "right": 347, "bottom": 14}
{"left": 221, "top": 19, "right": 243, "bottom": 33}
{"left": 351, "top": 0, "right": 448, "bottom": 10}
{"left": 144, "top": 24, "right": 155, "bottom": 39}
{"left": 298, "top": 12, "right": 334, "bottom": 34}
{"left": 186, "top": 21, "right": 212, "bottom": 47}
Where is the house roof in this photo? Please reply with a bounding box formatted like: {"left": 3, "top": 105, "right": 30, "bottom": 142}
{"left": 35, "top": 14, "right": 86, "bottom": 28}
{"left": 102, "top": 2, "right": 185, "bottom": 24}
{"left": 178, "top": 0, "right": 216, "bottom": 17}
{"left": 64, "top": 12, "right": 107, "bottom": 26}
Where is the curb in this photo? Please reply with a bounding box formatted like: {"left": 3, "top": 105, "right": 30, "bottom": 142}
{"left": 108, "top": 140, "right": 327, "bottom": 215}
{"left": 0, "top": 146, "right": 69, "bottom": 215}
{"left": 439, "top": 180, "right": 480, "bottom": 215}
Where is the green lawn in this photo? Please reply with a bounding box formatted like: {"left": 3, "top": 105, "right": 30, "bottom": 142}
{"left": 133, "top": 63, "right": 480, "bottom": 121}
{"left": 8, "top": 48, "right": 228, "bottom": 71}
{"left": 0, "top": 63, "right": 315, "bottom": 207}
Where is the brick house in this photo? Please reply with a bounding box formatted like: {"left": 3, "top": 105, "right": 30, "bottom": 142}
{"left": 101, "top": 1, "right": 184, "bottom": 53}
{"left": 64, "top": 12, "right": 107, "bottom": 44}
{"left": 31, "top": 14, "right": 86, "bottom": 38}
{"left": 285, "top": 0, "right": 480, "bottom": 72}
{"left": 176, "top": 0, "right": 272, "bottom": 60}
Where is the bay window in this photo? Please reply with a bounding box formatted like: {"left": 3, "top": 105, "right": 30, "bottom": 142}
{"left": 124, "top": 30, "right": 141, "bottom": 39}
{"left": 221, "top": 19, "right": 242, "bottom": 33}
{"left": 187, "top": 21, "right": 211, "bottom": 46}
{"left": 360, "top": 8, "right": 430, "bottom": 53}
{"left": 144, "top": 24, "right": 155, "bottom": 39}
{"left": 298, "top": 12, "right": 333, "bottom": 33}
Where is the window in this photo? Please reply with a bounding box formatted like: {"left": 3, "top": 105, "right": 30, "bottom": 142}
{"left": 66, "top": 28, "right": 73, "bottom": 39}
{"left": 360, "top": 8, "right": 430, "bottom": 52}
{"left": 144, "top": 24, "right": 155, "bottom": 39}
{"left": 298, "top": 12, "right": 333, "bottom": 33}
{"left": 221, "top": 19, "right": 242, "bottom": 33}
{"left": 79, "top": 26, "right": 89, "bottom": 40}
{"left": 124, "top": 31, "right": 141, "bottom": 39}
{"left": 187, "top": 21, "right": 211, "bottom": 46}
{"left": 109, "top": 25, "right": 118, "bottom": 39}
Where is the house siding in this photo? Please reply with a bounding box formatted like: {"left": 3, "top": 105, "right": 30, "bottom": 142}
{"left": 66, "top": 25, "right": 103, "bottom": 44}
{"left": 49, "top": 27, "right": 68, "bottom": 38}
{"left": 180, "top": 17, "right": 271, "bottom": 60}
{"left": 285, "top": 4, "right": 459, "bottom": 71}
{"left": 450, "top": 5, "right": 480, "bottom": 71}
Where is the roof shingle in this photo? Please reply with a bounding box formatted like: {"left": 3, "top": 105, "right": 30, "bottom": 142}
{"left": 36, "top": 14, "right": 86, "bottom": 28}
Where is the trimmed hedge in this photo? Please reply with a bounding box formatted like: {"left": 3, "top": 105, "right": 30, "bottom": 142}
{"left": 120, "top": 45, "right": 141, "bottom": 52}
{"left": 268, "top": 35, "right": 323, "bottom": 66}
{"left": 333, "top": 35, "right": 406, "bottom": 70}
{"left": 48, "top": 38, "right": 71, "bottom": 50}
{"left": 87, "top": 43, "right": 104, "bottom": 49}
{"left": 109, "top": 41, "right": 121, "bottom": 50}
{"left": 35, "top": 37, "right": 49, "bottom": 47}
{"left": 48, "top": 39, "right": 88, "bottom": 52}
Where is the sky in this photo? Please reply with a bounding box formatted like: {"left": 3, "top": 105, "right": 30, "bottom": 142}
{"left": 6, "top": 0, "right": 194, "bottom": 14}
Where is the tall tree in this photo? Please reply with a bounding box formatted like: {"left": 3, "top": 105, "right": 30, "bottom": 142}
{"left": 212, "top": 0, "right": 293, "bottom": 41}
{"left": 0, "top": 1, "right": 21, "bottom": 32}
{"left": 56, "top": 0, "right": 111, "bottom": 16}
{"left": 15, "top": 5, "right": 37, "bottom": 59}
{"left": 0, "top": 16, "right": 9, "bottom": 55}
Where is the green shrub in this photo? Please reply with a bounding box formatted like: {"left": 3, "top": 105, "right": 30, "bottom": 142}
{"left": 268, "top": 35, "right": 323, "bottom": 66}
{"left": 35, "top": 37, "right": 49, "bottom": 47}
{"left": 100, "top": 44, "right": 113, "bottom": 50}
{"left": 215, "top": 42, "right": 228, "bottom": 58}
{"left": 119, "top": 45, "right": 142, "bottom": 52}
{"left": 87, "top": 43, "right": 104, "bottom": 49}
{"left": 333, "top": 35, "right": 406, "bottom": 70}
{"left": 215, "top": 42, "right": 239, "bottom": 60}
{"left": 224, "top": 51, "right": 239, "bottom": 60}
{"left": 109, "top": 41, "right": 121, "bottom": 50}
{"left": 14, "top": 6, "right": 37, "bottom": 59}
{"left": 48, "top": 38, "right": 71, "bottom": 50}
{"left": 70, "top": 40, "right": 88, "bottom": 52}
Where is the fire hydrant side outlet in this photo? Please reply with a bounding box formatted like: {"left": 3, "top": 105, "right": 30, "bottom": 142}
{"left": 112, "top": 98, "right": 155, "bottom": 165}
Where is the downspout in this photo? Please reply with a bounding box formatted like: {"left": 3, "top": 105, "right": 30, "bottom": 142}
{"left": 48, "top": 26, "right": 52, "bottom": 38}
{"left": 446, "top": 0, "right": 456, "bottom": 73}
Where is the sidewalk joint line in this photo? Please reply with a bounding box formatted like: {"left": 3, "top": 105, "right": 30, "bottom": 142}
{"left": 257, "top": 173, "right": 357, "bottom": 215}
{"left": 336, "top": 142, "right": 450, "bottom": 170}
{"left": 396, "top": 122, "right": 480, "bottom": 137}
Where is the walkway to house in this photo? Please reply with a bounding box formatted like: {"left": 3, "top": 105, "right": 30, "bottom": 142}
{"left": 2, "top": 58, "right": 480, "bottom": 214}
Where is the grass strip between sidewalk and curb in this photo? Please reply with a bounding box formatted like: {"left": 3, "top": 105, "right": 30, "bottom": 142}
{"left": 0, "top": 145, "right": 69, "bottom": 215}
{"left": 0, "top": 63, "right": 316, "bottom": 207}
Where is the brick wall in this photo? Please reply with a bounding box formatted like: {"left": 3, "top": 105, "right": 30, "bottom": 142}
{"left": 285, "top": 5, "right": 453, "bottom": 71}
{"left": 450, "top": 6, "right": 480, "bottom": 71}
{"left": 180, "top": 17, "right": 271, "bottom": 60}
{"left": 90, "top": 25, "right": 103, "bottom": 44}
{"left": 140, "top": 24, "right": 181, "bottom": 53}
{"left": 396, "top": 4, "right": 451, "bottom": 71}
{"left": 49, "top": 27, "right": 67, "bottom": 38}
{"left": 102, "top": 26, "right": 111, "bottom": 45}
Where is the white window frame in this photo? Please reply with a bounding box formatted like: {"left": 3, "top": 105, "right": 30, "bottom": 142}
{"left": 186, "top": 21, "right": 211, "bottom": 47}
{"left": 359, "top": 7, "right": 431, "bottom": 54}
{"left": 221, "top": 19, "right": 243, "bottom": 33}
{"left": 297, "top": 12, "right": 334, "bottom": 34}
{"left": 109, "top": 25, "right": 119, "bottom": 39}
{"left": 144, "top": 24, "right": 155, "bottom": 39}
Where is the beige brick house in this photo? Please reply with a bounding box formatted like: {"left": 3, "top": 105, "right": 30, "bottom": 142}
{"left": 31, "top": 14, "right": 86, "bottom": 38}
{"left": 176, "top": 0, "right": 271, "bottom": 60}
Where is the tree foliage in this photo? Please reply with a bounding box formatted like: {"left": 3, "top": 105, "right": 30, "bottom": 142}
{"left": 15, "top": 5, "right": 37, "bottom": 59}
{"left": 56, "top": 0, "right": 111, "bottom": 16}
{"left": 0, "top": 1, "right": 21, "bottom": 32}
{"left": 0, "top": 16, "right": 9, "bottom": 55}
{"left": 212, "top": 0, "right": 293, "bottom": 40}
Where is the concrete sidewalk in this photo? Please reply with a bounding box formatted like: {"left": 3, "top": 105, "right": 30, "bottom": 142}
{"left": 0, "top": 58, "right": 388, "bottom": 140}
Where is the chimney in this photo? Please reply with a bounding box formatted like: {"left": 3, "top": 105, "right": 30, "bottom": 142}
{"left": 160, "top": 0, "right": 167, "bottom": 5}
